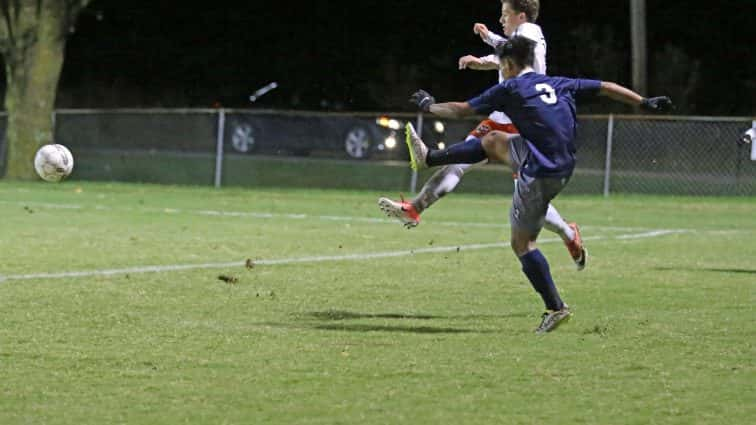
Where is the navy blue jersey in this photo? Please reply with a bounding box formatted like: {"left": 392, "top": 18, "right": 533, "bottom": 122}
{"left": 468, "top": 72, "right": 601, "bottom": 178}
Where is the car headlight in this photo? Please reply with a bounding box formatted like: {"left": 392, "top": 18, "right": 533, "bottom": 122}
{"left": 376, "top": 116, "right": 402, "bottom": 130}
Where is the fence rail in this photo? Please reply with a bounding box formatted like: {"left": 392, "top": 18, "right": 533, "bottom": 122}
{"left": 0, "top": 109, "right": 753, "bottom": 196}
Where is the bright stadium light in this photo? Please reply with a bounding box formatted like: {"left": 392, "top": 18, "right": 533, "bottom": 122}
{"left": 437, "top": 142, "right": 445, "bottom": 150}
{"left": 385, "top": 135, "right": 397, "bottom": 149}
{"left": 434, "top": 121, "right": 445, "bottom": 133}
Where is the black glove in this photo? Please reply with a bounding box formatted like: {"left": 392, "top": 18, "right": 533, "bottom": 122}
{"left": 409, "top": 90, "right": 435, "bottom": 112}
{"left": 640, "top": 96, "right": 673, "bottom": 112}
{"left": 738, "top": 129, "right": 754, "bottom": 146}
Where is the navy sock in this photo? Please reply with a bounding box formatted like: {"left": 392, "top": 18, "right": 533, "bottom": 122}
{"left": 426, "top": 137, "right": 486, "bottom": 167}
{"left": 519, "top": 249, "right": 564, "bottom": 311}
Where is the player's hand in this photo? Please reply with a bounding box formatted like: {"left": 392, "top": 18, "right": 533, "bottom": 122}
{"left": 458, "top": 55, "right": 483, "bottom": 70}
{"left": 738, "top": 128, "right": 755, "bottom": 146}
{"left": 640, "top": 96, "right": 673, "bottom": 112}
{"left": 409, "top": 90, "right": 436, "bottom": 112}
{"left": 473, "top": 23, "right": 489, "bottom": 40}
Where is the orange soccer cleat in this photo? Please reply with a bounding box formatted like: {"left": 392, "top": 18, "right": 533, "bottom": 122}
{"left": 564, "top": 222, "right": 587, "bottom": 271}
{"left": 378, "top": 196, "right": 421, "bottom": 228}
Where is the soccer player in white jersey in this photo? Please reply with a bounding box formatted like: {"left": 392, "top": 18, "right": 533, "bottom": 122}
{"left": 379, "top": 0, "right": 586, "bottom": 270}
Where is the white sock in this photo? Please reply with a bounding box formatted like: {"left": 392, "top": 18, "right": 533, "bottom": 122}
{"left": 412, "top": 163, "right": 472, "bottom": 212}
{"left": 543, "top": 204, "right": 575, "bottom": 241}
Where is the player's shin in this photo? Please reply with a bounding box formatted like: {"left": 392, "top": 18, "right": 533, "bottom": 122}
{"left": 543, "top": 204, "right": 575, "bottom": 241}
{"left": 519, "top": 249, "right": 564, "bottom": 311}
{"left": 412, "top": 164, "right": 469, "bottom": 213}
{"left": 426, "top": 137, "right": 487, "bottom": 167}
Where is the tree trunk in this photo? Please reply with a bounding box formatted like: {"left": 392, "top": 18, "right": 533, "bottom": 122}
{"left": 4, "top": 34, "right": 65, "bottom": 179}
{"left": 0, "top": 1, "right": 89, "bottom": 180}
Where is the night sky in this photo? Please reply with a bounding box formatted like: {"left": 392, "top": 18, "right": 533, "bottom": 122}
{"left": 52, "top": 0, "right": 755, "bottom": 115}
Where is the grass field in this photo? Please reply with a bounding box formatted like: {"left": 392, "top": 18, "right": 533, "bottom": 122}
{"left": 0, "top": 180, "right": 754, "bottom": 424}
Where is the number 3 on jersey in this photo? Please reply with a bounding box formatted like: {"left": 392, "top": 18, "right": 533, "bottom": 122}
{"left": 535, "top": 83, "right": 557, "bottom": 104}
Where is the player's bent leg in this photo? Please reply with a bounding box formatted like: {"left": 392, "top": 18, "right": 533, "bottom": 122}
{"left": 481, "top": 131, "right": 515, "bottom": 164}
{"left": 378, "top": 162, "right": 478, "bottom": 228}
{"left": 509, "top": 133, "right": 585, "bottom": 269}
{"left": 396, "top": 120, "right": 504, "bottom": 226}
{"left": 411, "top": 121, "right": 502, "bottom": 215}
{"left": 412, "top": 163, "right": 473, "bottom": 214}
{"left": 543, "top": 204, "right": 586, "bottom": 271}
{"left": 543, "top": 204, "right": 574, "bottom": 240}
{"left": 421, "top": 119, "right": 513, "bottom": 169}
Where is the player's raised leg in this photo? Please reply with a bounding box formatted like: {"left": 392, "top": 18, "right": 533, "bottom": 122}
{"left": 409, "top": 120, "right": 503, "bottom": 214}
{"left": 386, "top": 127, "right": 588, "bottom": 270}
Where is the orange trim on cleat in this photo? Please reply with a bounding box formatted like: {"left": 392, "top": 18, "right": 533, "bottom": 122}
{"left": 564, "top": 222, "right": 587, "bottom": 271}
{"left": 378, "top": 197, "right": 421, "bottom": 228}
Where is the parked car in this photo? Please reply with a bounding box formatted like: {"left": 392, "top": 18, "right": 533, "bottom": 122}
{"left": 343, "top": 115, "right": 449, "bottom": 160}
{"left": 224, "top": 111, "right": 449, "bottom": 160}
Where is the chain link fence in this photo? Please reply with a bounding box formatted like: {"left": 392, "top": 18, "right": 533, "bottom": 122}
{"left": 1, "top": 110, "right": 753, "bottom": 196}
{"left": 608, "top": 117, "right": 754, "bottom": 196}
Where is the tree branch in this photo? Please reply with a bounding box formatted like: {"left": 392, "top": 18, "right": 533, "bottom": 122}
{"left": 0, "top": 0, "right": 16, "bottom": 44}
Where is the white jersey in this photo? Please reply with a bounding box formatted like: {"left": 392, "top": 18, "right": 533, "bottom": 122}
{"left": 479, "top": 22, "right": 547, "bottom": 124}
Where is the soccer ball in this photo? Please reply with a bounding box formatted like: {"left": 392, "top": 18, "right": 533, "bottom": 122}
{"left": 34, "top": 144, "right": 74, "bottom": 182}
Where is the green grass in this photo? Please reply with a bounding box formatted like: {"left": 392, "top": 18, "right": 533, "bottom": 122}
{"left": 0, "top": 181, "right": 754, "bottom": 425}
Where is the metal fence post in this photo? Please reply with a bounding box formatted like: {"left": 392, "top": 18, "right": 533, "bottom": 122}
{"left": 410, "top": 112, "right": 424, "bottom": 193}
{"left": 602, "top": 114, "right": 614, "bottom": 197}
{"left": 214, "top": 109, "right": 226, "bottom": 188}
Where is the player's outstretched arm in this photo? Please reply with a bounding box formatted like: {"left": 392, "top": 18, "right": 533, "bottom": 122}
{"left": 409, "top": 90, "right": 474, "bottom": 119}
{"left": 459, "top": 54, "right": 499, "bottom": 70}
{"left": 599, "top": 82, "right": 673, "bottom": 112}
{"left": 429, "top": 102, "right": 475, "bottom": 119}
{"left": 740, "top": 128, "right": 755, "bottom": 146}
{"left": 457, "top": 23, "right": 507, "bottom": 71}
{"left": 474, "top": 23, "right": 506, "bottom": 47}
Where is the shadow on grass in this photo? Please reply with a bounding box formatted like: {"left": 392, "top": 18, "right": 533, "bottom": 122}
{"left": 653, "top": 266, "right": 756, "bottom": 275}
{"left": 311, "top": 323, "right": 494, "bottom": 334}
{"left": 299, "top": 309, "right": 527, "bottom": 321}
{"left": 258, "top": 321, "right": 497, "bottom": 334}
{"left": 267, "top": 309, "right": 524, "bottom": 334}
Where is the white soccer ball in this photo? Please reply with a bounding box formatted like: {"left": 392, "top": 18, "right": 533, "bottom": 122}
{"left": 34, "top": 144, "right": 74, "bottom": 182}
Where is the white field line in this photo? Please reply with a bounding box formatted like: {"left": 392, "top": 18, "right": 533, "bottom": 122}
{"left": 2, "top": 199, "right": 660, "bottom": 232}
{"left": 0, "top": 230, "right": 689, "bottom": 283}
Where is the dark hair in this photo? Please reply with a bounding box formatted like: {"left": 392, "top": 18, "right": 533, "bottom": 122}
{"left": 495, "top": 36, "right": 535, "bottom": 68}
{"left": 502, "top": 0, "right": 540, "bottom": 22}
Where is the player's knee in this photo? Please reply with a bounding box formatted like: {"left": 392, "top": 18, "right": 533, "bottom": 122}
{"left": 510, "top": 237, "right": 527, "bottom": 256}
{"left": 510, "top": 228, "right": 538, "bottom": 256}
{"left": 481, "top": 132, "right": 510, "bottom": 163}
{"left": 443, "top": 164, "right": 466, "bottom": 179}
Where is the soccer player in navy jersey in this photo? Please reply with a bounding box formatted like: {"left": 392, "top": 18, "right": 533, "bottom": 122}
{"left": 379, "top": 0, "right": 588, "bottom": 274}
{"left": 405, "top": 36, "right": 672, "bottom": 333}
